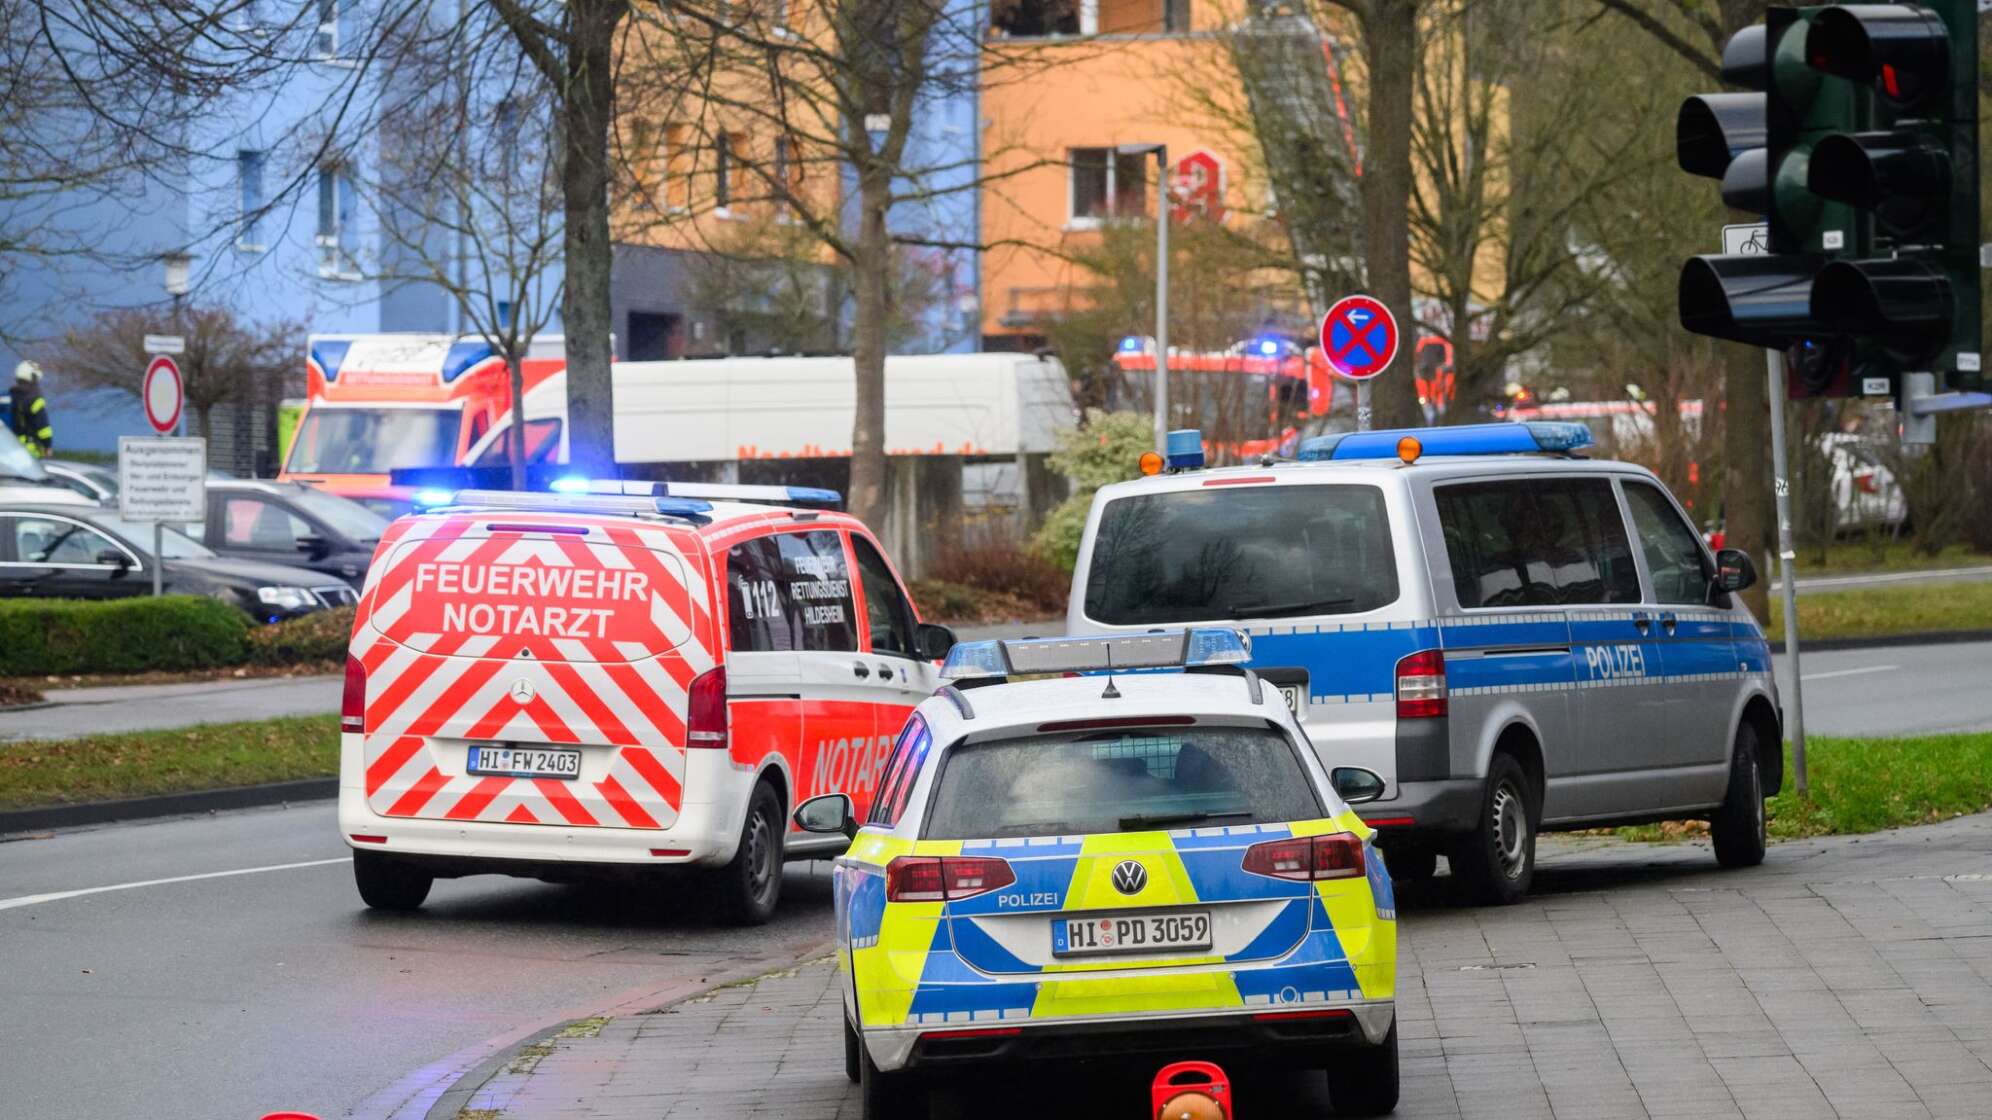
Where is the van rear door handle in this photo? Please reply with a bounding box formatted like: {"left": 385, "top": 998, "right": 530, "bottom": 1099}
{"left": 876, "top": 664, "right": 895, "bottom": 681}
{"left": 852, "top": 663, "right": 871, "bottom": 679}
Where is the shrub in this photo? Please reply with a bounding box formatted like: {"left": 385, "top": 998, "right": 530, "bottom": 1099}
{"left": 0, "top": 596, "right": 248, "bottom": 676}
{"left": 930, "top": 539, "right": 1067, "bottom": 616}
{"left": 1032, "top": 409, "right": 1154, "bottom": 571}
{"left": 245, "top": 604, "right": 357, "bottom": 667}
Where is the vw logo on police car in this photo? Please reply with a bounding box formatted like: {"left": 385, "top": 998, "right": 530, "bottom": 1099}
{"left": 1111, "top": 860, "right": 1148, "bottom": 896}
{"left": 509, "top": 678, "right": 537, "bottom": 704}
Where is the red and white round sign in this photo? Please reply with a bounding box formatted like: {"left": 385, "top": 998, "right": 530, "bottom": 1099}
{"left": 143, "top": 355, "right": 182, "bottom": 434}
{"left": 1318, "top": 295, "right": 1400, "bottom": 382}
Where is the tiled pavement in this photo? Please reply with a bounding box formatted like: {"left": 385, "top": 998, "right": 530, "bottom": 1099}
{"left": 446, "top": 814, "right": 1992, "bottom": 1119}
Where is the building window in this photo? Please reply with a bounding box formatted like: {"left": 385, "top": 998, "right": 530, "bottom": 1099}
{"left": 660, "top": 123, "right": 690, "bottom": 211}
{"left": 992, "top": 0, "right": 1081, "bottom": 36}
{"left": 715, "top": 132, "right": 734, "bottom": 212}
{"left": 773, "top": 136, "right": 796, "bottom": 215}
{"left": 1165, "top": 0, "right": 1191, "bottom": 32}
{"left": 236, "top": 150, "right": 265, "bottom": 251}
{"left": 314, "top": 0, "right": 340, "bottom": 57}
{"left": 494, "top": 99, "right": 520, "bottom": 181}
{"left": 316, "top": 161, "right": 359, "bottom": 279}
{"left": 1069, "top": 147, "right": 1150, "bottom": 226}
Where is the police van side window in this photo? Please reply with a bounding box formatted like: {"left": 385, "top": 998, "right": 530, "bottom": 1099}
{"left": 725, "top": 531, "right": 857, "bottom": 652}
{"left": 1436, "top": 478, "right": 1639, "bottom": 609}
{"left": 1623, "top": 481, "right": 1713, "bottom": 605}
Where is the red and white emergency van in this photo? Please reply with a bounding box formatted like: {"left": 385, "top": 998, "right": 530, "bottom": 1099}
{"left": 283, "top": 335, "right": 567, "bottom": 517}
{"left": 338, "top": 483, "right": 954, "bottom": 923}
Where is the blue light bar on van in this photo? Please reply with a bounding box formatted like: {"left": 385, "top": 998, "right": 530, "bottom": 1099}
{"left": 1165, "top": 428, "right": 1205, "bottom": 470}
{"left": 414, "top": 488, "right": 456, "bottom": 508}
{"left": 940, "top": 628, "right": 1252, "bottom": 681}
{"left": 412, "top": 489, "right": 712, "bottom": 522}
{"left": 1295, "top": 421, "right": 1594, "bottom": 462}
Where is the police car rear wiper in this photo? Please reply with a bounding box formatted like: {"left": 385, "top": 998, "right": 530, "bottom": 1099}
{"left": 1227, "top": 597, "right": 1353, "bottom": 618}
{"left": 1117, "top": 810, "right": 1254, "bottom": 830}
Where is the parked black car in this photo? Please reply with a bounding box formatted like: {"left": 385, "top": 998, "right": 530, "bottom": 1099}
{"left": 186, "top": 480, "right": 388, "bottom": 589}
{"left": 0, "top": 503, "right": 350, "bottom": 621}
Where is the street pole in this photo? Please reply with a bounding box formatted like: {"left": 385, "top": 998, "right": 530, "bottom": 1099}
{"left": 1765, "top": 348, "right": 1807, "bottom": 795}
{"left": 1356, "top": 380, "right": 1372, "bottom": 432}
{"left": 1153, "top": 146, "right": 1169, "bottom": 455}
{"left": 152, "top": 523, "right": 163, "bottom": 597}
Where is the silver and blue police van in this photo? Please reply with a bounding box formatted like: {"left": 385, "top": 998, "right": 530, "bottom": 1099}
{"left": 1066, "top": 423, "right": 1781, "bottom": 904}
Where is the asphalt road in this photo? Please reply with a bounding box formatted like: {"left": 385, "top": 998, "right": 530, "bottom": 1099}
{"left": 0, "top": 804, "right": 836, "bottom": 1120}
{"left": 0, "top": 674, "right": 343, "bottom": 742}
{"left": 1772, "top": 639, "right": 1992, "bottom": 737}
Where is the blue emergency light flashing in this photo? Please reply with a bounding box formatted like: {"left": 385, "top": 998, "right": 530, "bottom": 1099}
{"left": 1165, "top": 428, "right": 1206, "bottom": 470}
{"left": 550, "top": 475, "right": 592, "bottom": 493}
{"left": 414, "top": 488, "right": 456, "bottom": 508}
{"left": 940, "top": 628, "right": 1252, "bottom": 682}
{"left": 1119, "top": 335, "right": 1146, "bottom": 353}
{"left": 1296, "top": 421, "right": 1594, "bottom": 462}
{"left": 1253, "top": 336, "right": 1283, "bottom": 357}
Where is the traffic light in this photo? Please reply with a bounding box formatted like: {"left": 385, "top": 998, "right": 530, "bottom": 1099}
{"left": 1676, "top": 4, "right": 1979, "bottom": 399}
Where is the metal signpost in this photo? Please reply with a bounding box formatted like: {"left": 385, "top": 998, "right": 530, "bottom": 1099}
{"left": 123, "top": 345, "right": 203, "bottom": 596}
{"left": 1319, "top": 294, "right": 1401, "bottom": 431}
{"left": 1763, "top": 348, "right": 1807, "bottom": 795}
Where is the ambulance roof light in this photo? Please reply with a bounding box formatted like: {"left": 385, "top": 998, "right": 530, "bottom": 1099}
{"left": 414, "top": 488, "right": 456, "bottom": 508}
{"left": 549, "top": 475, "right": 591, "bottom": 493}
{"left": 1295, "top": 421, "right": 1594, "bottom": 462}
{"left": 940, "top": 628, "right": 1251, "bottom": 682}
{"left": 419, "top": 488, "right": 714, "bottom": 523}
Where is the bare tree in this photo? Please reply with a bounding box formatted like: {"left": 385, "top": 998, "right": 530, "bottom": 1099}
{"left": 52, "top": 303, "right": 296, "bottom": 441}
{"left": 623, "top": 1, "right": 1056, "bottom": 530}
{"left": 361, "top": 15, "right": 566, "bottom": 490}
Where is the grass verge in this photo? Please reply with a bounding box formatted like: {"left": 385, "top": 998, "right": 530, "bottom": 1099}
{"left": 0, "top": 714, "right": 339, "bottom": 811}
{"left": 1616, "top": 732, "right": 1992, "bottom": 843}
{"left": 1770, "top": 579, "right": 1992, "bottom": 641}
{"left": 1795, "top": 540, "right": 1990, "bottom": 575}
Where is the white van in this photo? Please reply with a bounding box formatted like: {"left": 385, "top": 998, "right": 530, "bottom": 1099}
{"left": 1066, "top": 423, "right": 1782, "bottom": 904}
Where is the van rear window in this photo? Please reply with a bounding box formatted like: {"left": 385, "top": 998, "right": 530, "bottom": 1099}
{"left": 1082, "top": 485, "right": 1397, "bottom": 625}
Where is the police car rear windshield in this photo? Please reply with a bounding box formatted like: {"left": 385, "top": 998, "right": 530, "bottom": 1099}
{"left": 922, "top": 726, "right": 1323, "bottom": 841}
{"left": 1083, "top": 485, "right": 1398, "bottom": 625}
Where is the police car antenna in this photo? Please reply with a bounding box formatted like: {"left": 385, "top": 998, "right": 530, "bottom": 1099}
{"left": 1101, "top": 646, "right": 1121, "bottom": 700}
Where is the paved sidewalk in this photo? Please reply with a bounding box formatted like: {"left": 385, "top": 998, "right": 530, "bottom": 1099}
{"left": 420, "top": 814, "right": 1992, "bottom": 1120}
{"left": 0, "top": 674, "right": 341, "bottom": 741}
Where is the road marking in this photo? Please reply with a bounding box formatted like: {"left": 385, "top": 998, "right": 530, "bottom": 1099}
{"left": 0, "top": 856, "right": 351, "bottom": 912}
{"left": 1801, "top": 664, "right": 1899, "bottom": 682}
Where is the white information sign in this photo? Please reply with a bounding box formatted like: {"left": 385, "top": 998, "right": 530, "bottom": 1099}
{"left": 142, "top": 334, "right": 186, "bottom": 355}
{"left": 118, "top": 436, "right": 206, "bottom": 522}
{"left": 1722, "top": 223, "right": 1769, "bottom": 256}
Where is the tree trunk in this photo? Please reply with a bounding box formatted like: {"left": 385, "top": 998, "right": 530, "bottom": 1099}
{"left": 558, "top": 0, "right": 624, "bottom": 478}
{"left": 506, "top": 351, "right": 528, "bottom": 491}
{"left": 1722, "top": 342, "right": 1771, "bottom": 621}
{"left": 848, "top": 164, "right": 892, "bottom": 532}
{"left": 1360, "top": 0, "right": 1421, "bottom": 429}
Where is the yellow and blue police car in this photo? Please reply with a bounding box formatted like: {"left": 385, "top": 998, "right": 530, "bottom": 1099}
{"left": 793, "top": 628, "right": 1400, "bottom": 1119}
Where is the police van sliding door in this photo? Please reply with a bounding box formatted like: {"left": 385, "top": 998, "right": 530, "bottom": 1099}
{"left": 1620, "top": 480, "right": 1736, "bottom": 806}
{"left": 1434, "top": 477, "right": 1651, "bottom": 822}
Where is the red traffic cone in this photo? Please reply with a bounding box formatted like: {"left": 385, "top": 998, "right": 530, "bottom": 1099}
{"left": 1152, "top": 1060, "right": 1230, "bottom": 1120}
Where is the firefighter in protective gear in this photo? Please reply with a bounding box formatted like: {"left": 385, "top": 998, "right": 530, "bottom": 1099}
{"left": 10, "top": 361, "right": 52, "bottom": 457}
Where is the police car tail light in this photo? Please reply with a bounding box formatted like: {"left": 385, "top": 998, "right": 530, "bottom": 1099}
{"left": 685, "top": 667, "right": 728, "bottom": 749}
{"left": 1242, "top": 833, "right": 1365, "bottom": 882}
{"left": 340, "top": 655, "right": 366, "bottom": 734}
{"left": 885, "top": 855, "right": 1016, "bottom": 902}
{"left": 1394, "top": 649, "right": 1448, "bottom": 719}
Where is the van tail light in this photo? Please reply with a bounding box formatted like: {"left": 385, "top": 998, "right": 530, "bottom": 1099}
{"left": 341, "top": 655, "right": 366, "bottom": 734}
{"left": 1853, "top": 472, "right": 1879, "bottom": 495}
{"left": 885, "top": 855, "right": 1017, "bottom": 902}
{"left": 1242, "top": 833, "right": 1365, "bottom": 881}
{"left": 1394, "top": 649, "right": 1447, "bottom": 719}
{"left": 686, "top": 666, "right": 728, "bottom": 749}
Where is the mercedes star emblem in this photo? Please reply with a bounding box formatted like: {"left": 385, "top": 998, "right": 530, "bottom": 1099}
{"left": 510, "top": 678, "right": 536, "bottom": 704}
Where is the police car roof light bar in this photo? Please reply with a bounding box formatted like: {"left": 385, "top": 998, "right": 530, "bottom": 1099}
{"left": 1296, "top": 421, "right": 1594, "bottom": 462}
{"left": 939, "top": 628, "right": 1252, "bottom": 681}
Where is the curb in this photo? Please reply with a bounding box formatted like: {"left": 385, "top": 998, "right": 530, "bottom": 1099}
{"left": 0, "top": 777, "right": 336, "bottom": 835}
{"left": 1792, "top": 629, "right": 1992, "bottom": 653}
{"left": 346, "top": 942, "right": 832, "bottom": 1120}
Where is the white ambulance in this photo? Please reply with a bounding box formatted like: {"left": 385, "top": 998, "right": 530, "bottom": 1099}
{"left": 338, "top": 482, "right": 954, "bottom": 923}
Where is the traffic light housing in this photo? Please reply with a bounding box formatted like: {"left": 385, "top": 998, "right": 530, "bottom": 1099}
{"left": 1676, "top": 4, "right": 1979, "bottom": 398}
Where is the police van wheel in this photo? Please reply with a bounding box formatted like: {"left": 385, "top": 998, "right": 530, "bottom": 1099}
{"left": 843, "top": 1016, "right": 861, "bottom": 1084}
{"left": 1711, "top": 725, "right": 1768, "bottom": 869}
{"left": 859, "top": 1041, "right": 922, "bottom": 1120}
{"left": 715, "top": 782, "right": 784, "bottom": 926}
{"left": 1325, "top": 1023, "right": 1399, "bottom": 1117}
{"left": 353, "top": 851, "right": 432, "bottom": 911}
{"left": 1449, "top": 754, "right": 1536, "bottom": 906}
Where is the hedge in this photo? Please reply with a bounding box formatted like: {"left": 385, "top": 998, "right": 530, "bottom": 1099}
{"left": 0, "top": 595, "right": 250, "bottom": 676}
{"left": 245, "top": 604, "right": 356, "bottom": 666}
